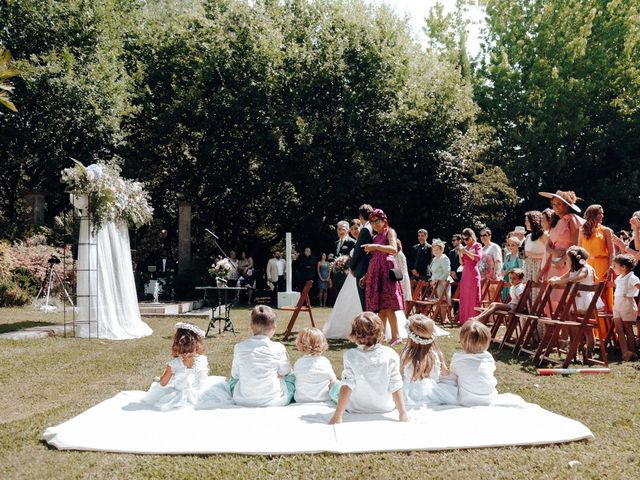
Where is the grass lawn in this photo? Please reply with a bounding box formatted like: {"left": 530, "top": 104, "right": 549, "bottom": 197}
{"left": 0, "top": 305, "right": 639, "bottom": 479}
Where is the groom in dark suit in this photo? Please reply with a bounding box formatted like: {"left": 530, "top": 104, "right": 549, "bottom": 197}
{"left": 350, "top": 203, "right": 374, "bottom": 310}
{"left": 333, "top": 220, "right": 356, "bottom": 295}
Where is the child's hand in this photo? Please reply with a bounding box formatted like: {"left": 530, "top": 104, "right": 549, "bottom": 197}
{"left": 329, "top": 414, "right": 342, "bottom": 425}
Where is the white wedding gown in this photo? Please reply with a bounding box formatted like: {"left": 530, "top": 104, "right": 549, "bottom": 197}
{"left": 323, "top": 273, "right": 409, "bottom": 341}
{"left": 75, "top": 218, "right": 153, "bottom": 339}
{"left": 323, "top": 272, "right": 450, "bottom": 341}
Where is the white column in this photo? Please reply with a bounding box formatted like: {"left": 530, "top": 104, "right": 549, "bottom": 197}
{"left": 285, "top": 232, "right": 292, "bottom": 292}
{"left": 277, "top": 232, "right": 300, "bottom": 308}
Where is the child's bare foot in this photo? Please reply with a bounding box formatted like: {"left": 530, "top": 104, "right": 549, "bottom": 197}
{"left": 622, "top": 351, "right": 638, "bottom": 361}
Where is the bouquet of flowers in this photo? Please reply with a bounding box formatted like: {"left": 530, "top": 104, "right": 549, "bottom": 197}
{"left": 331, "top": 255, "right": 351, "bottom": 273}
{"left": 61, "top": 159, "right": 154, "bottom": 233}
{"left": 209, "top": 258, "right": 231, "bottom": 281}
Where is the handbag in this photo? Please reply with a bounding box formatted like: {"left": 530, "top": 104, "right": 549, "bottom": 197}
{"left": 388, "top": 267, "right": 403, "bottom": 282}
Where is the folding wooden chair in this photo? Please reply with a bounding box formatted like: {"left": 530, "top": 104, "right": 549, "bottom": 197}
{"left": 282, "top": 280, "right": 315, "bottom": 340}
{"left": 481, "top": 279, "right": 505, "bottom": 307}
{"left": 414, "top": 280, "right": 451, "bottom": 325}
{"left": 516, "top": 282, "right": 573, "bottom": 358}
{"left": 536, "top": 282, "right": 607, "bottom": 367}
{"left": 486, "top": 280, "right": 529, "bottom": 346}
{"left": 498, "top": 281, "right": 547, "bottom": 351}
{"left": 473, "top": 279, "right": 505, "bottom": 329}
{"left": 446, "top": 282, "right": 460, "bottom": 322}
{"left": 404, "top": 280, "right": 430, "bottom": 316}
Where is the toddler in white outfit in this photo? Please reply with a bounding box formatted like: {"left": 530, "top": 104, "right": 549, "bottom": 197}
{"left": 448, "top": 320, "right": 498, "bottom": 406}
{"left": 612, "top": 254, "right": 640, "bottom": 361}
{"left": 293, "top": 328, "right": 337, "bottom": 403}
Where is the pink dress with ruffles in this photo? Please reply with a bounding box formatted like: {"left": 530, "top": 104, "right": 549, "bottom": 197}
{"left": 365, "top": 230, "right": 404, "bottom": 312}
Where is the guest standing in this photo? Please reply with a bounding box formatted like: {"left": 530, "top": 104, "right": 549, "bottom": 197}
{"left": 298, "top": 247, "right": 316, "bottom": 292}
{"left": 579, "top": 204, "right": 614, "bottom": 310}
{"left": 411, "top": 228, "right": 432, "bottom": 280}
{"left": 396, "top": 239, "right": 413, "bottom": 303}
{"left": 350, "top": 204, "right": 374, "bottom": 310}
{"left": 227, "top": 250, "right": 239, "bottom": 287}
{"left": 478, "top": 228, "right": 503, "bottom": 281}
{"left": 238, "top": 251, "right": 254, "bottom": 276}
{"left": 363, "top": 209, "right": 404, "bottom": 345}
{"left": 266, "top": 250, "right": 286, "bottom": 306}
{"left": 316, "top": 253, "right": 330, "bottom": 307}
{"left": 539, "top": 191, "right": 582, "bottom": 283}
{"left": 523, "top": 210, "right": 548, "bottom": 283}
{"left": 502, "top": 236, "right": 523, "bottom": 300}
{"left": 458, "top": 228, "right": 483, "bottom": 325}
{"left": 430, "top": 239, "right": 451, "bottom": 320}
{"left": 334, "top": 220, "right": 356, "bottom": 295}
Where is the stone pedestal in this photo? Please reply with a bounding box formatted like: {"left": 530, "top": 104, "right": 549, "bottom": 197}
{"left": 23, "top": 190, "right": 46, "bottom": 226}
{"left": 178, "top": 201, "right": 192, "bottom": 274}
{"left": 278, "top": 291, "right": 300, "bottom": 309}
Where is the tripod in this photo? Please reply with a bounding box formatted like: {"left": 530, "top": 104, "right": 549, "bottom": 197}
{"left": 34, "top": 259, "right": 74, "bottom": 312}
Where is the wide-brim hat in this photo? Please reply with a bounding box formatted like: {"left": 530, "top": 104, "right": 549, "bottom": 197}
{"left": 539, "top": 190, "right": 582, "bottom": 213}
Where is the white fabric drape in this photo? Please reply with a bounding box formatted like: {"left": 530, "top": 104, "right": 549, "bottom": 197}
{"left": 76, "top": 218, "right": 152, "bottom": 340}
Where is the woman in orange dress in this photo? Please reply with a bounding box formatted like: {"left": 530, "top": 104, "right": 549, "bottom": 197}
{"left": 579, "top": 204, "right": 614, "bottom": 310}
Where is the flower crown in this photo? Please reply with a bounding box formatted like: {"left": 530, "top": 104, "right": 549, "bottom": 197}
{"left": 407, "top": 330, "right": 434, "bottom": 345}
{"left": 175, "top": 322, "right": 205, "bottom": 338}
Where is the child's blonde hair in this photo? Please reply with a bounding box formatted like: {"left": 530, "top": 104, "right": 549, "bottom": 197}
{"left": 349, "top": 312, "right": 384, "bottom": 347}
{"left": 251, "top": 304, "right": 277, "bottom": 334}
{"left": 295, "top": 327, "right": 328, "bottom": 355}
{"left": 460, "top": 320, "right": 491, "bottom": 354}
{"left": 401, "top": 314, "right": 441, "bottom": 382}
{"left": 172, "top": 322, "right": 205, "bottom": 357}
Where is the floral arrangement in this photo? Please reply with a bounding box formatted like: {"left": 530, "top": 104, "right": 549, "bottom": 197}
{"left": 209, "top": 258, "right": 231, "bottom": 281}
{"left": 61, "top": 160, "right": 154, "bottom": 232}
{"left": 331, "top": 254, "right": 351, "bottom": 272}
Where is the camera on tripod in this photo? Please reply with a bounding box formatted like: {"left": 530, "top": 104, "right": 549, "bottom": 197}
{"left": 48, "top": 255, "right": 61, "bottom": 265}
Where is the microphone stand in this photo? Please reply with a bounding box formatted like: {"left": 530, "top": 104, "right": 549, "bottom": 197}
{"left": 205, "top": 229, "right": 239, "bottom": 278}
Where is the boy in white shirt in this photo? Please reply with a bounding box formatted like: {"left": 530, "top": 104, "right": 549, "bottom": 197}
{"left": 469, "top": 268, "right": 526, "bottom": 325}
{"left": 447, "top": 320, "right": 498, "bottom": 406}
{"left": 329, "top": 312, "right": 407, "bottom": 424}
{"left": 230, "top": 305, "right": 293, "bottom": 406}
{"left": 612, "top": 254, "right": 640, "bottom": 361}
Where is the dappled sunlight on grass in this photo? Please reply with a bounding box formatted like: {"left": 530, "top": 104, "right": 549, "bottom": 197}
{"left": 1, "top": 306, "right": 639, "bottom": 479}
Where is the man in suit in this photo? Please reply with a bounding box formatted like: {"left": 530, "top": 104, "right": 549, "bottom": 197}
{"left": 333, "top": 221, "right": 356, "bottom": 295}
{"left": 266, "top": 250, "right": 286, "bottom": 305}
{"left": 350, "top": 204, "right": 374, "bottom": 310}
{"left": 411, "top": 228, "right": 431, "bottom": 280}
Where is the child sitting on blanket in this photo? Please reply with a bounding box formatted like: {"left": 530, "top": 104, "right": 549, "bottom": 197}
{"left": 611, "top": 254, "right": 640, "bottom": 361}
{"left": 446, "top": 321, "right": 498, "bottom": 406}
{"left": 143, "top": 322, "right": 228, "bottom": 410}
{"left": 229, "top": 305, "right": 294, "bottom": 407}
{"left": 469, "top": 268, "right": 525, "bottom": 325}
{"left": 293, "top": 328, "right": 337, "bottom": 403}
{"left": 400, "top": 315, "right": 457, "bottom": 407}
{"left": 329, "top": 312, "right": 408, "bottom": 424}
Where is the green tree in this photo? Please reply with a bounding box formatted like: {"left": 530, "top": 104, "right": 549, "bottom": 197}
{"left": 476, "top": 0, "right": 640, "bottom": 228}
{"left": 0, "top": 49, "right": 19, "bottom": 112}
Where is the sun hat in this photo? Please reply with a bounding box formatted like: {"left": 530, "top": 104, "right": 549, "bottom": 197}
{"left": 538, "top": 190, "right": 582, "bottom": 213}
{"left": 514, "top": 226, "right": 526, "bottom": 234}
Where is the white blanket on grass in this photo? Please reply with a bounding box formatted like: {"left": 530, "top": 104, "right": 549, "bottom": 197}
{"left": 42, "top": 392, "right": 593, "bottom": 455}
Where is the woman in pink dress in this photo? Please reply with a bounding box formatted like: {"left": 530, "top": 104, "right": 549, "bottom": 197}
{"left": 363, "top": 209, "right": 404, "bottom": 344}
{"left": 539, "top": 191, "right": 582, "bottom": 282}
{"left": 539, "top": 191, "right": 583, "bottom": 308}
{"left": 458, "top": 228, "right": 483, "bottom": 324}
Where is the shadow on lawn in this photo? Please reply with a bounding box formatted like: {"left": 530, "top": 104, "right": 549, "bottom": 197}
{"left": 0, "top": 321, "right": 58, "bottom": 334}
{"left": 490, "top": 346, "right": 539, "bottom": 375}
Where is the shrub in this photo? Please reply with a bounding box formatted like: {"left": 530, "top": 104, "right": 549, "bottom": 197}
{"left": 0, "top": 281, "right": 32, "bottom": 307}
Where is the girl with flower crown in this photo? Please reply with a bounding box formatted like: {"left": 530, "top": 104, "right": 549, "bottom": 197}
{"left": 143, "top": 322, "right": 231, "bottom": 409}
{"left": 399, "top": 315, "right": 457, "bottom": 407}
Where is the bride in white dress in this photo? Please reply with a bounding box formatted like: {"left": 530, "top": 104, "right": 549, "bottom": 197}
{"left": 323, "top": 221, "right": 412, "bottom": 340}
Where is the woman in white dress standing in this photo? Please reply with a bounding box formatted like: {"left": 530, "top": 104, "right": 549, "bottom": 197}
{"left": 396, "top": 239, "right": 413, "bottom": 304}
{"left": 523, "top": 210, "right": 548, "bottom": 282}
